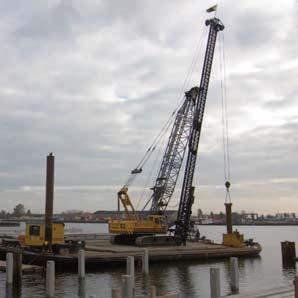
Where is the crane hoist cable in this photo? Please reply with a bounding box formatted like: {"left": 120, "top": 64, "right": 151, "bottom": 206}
{"left": 123, "top": 27, "right": 208, "bottom": 189}
{"left": 218, "top": 31, "right": 231, "bottom": 203}
{"left": 138, "top": 28, "right": 209, "bottom": 211}
{"left": 136, "top": 135, "right": 167, "bottom": 210}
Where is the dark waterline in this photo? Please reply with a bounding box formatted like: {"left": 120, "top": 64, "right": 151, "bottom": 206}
{"left": 0, "top": 224, "right": 297, "bottom": 297}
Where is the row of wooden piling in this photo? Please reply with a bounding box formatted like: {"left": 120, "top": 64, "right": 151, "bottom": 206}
{"left": 5, "top": 250, "right": 22, "bottom": 286}
{"left": 5, "top": 249, "right": 151, "bottom": 297}
{"left": 5, "top": 248, "right": 240, "bottom": 297}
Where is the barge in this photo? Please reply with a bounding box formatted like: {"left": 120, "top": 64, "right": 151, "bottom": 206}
{"left": 0, "top": 236, "right": 261, "bottom": 270}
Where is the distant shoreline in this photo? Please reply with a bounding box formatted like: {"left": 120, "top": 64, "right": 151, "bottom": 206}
{"left": 197, "top": 222, "right": 298, "bottom": 226}
{"left": 2, "top": 219, "right": 298, "bottom": 226}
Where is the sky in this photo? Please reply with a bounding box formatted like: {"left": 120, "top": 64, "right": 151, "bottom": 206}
{"left": 0, "top": 0, "right": 297, "bottom": 214}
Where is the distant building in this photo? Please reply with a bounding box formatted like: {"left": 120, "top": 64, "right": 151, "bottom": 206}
{"left": 276, "top": 213, "right": 296, "bottom": 221}
{"left": 241, "top": 213, "right": 258, "bottom": 224}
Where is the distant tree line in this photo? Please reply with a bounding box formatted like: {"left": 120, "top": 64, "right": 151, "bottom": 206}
{"left": 0, "top": 204, "right": 31, "bottom": 219}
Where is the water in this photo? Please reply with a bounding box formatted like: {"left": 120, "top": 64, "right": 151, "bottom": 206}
{"left": 0, "top": 224, "right": 297, "bottom": 297}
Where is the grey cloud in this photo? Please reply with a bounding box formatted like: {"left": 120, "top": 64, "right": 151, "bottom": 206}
{"left": 0, "top": 1, "right": 297, "bottom": 213}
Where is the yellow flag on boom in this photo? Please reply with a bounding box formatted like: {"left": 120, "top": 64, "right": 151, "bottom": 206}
{"left": 206, "top": 4, "right": 218, "bottom": 13}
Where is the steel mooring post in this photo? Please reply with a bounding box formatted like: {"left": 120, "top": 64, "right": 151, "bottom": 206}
{"left": 225, "top": 202, "right": 233, "bottom": 234}
{"left": 45, "top": 153, "right": 55, "bottom": 252}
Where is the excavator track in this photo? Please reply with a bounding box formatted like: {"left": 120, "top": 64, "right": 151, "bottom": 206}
{"left": 110, "top": 234, "right": 182, "bottom": 247}
{"left": 135, "top": 235, "right": 181, "bottom": 247}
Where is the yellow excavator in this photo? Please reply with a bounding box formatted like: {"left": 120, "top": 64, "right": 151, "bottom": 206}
{"left": 109, "top": 187, "right": 168, "bottom": 245}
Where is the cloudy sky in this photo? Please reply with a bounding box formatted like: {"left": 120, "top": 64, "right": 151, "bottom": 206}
{"left": 0, "top": 0, "right": 297, "bottom": 214}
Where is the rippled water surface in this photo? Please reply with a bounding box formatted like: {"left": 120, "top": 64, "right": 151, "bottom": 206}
{"left": 0, "top": 224, "right": 297, "bottom": 297}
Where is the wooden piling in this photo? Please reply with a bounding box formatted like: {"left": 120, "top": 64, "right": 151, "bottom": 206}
{"left": 121, "top": 274, "right": 133, "bottom": 298}
{"left": 111, "top": 288, "right": 120, "bottom": 298}
{"left": 294, "top": 276, "right": 298, "bottom": 298}
{"left": 230, "top": 257, "right": 239, "bottom": 293}
{"left": 210, "top": 267, "right": 220, "bottom": 298}
{"left": 46, "top": 261, "right": 55, "bottom": 297}
{"left": 150, "top": 286, "right": 157, "bottom": 298}
{"left": 13, "top": 249, "right": 22, "bottom": 285}
{"left": 78, "top": 277, "right": 86, "bottom": 298}
{"left": 78, "top": 249, "right": 85, "bottom": 278}
{"left": 142, "top": 248, "right": 149, "bottom": 274}
{"left": 281, "top": 241, "right": 296, "bottom": 261}
{"left": 6, "top": 252, "right": 13, "bottom": 284}
{"left": 126, "top": 256, "right": 135, "bottom": 289}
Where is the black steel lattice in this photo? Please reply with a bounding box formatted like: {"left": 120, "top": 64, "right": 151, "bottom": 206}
{"left": 174, "top": 18, "right": 224, "bottom": 244}
{"left": 150, "top": 94, "right": 196, "bottom": 214}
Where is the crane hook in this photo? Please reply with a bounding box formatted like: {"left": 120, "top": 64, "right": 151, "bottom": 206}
{"left": 225, "top": 180, "right": 231, "bottom": 203}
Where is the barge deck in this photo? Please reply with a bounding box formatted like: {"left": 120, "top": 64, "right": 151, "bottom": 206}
{"left": 0, "top": 237, "right": 261, "bottom": 269}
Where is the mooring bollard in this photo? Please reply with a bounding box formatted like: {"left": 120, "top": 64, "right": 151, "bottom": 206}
{"left": 6, "top": 252, "right": 13, "bottom": 284}
{"left": 112, "top": 288, "right": 120, "bottom": 298}
{"left": 142, "top": 249, "right": 149, "bottom": 274}
{"left": 230, "top": 257, "right": 239, "bottom": 293}
{"left": 13, "top": 249, "right": 22, "bottom": 285}
{"left": 46, "top": 261, "right": 55, "bottom": 297}
{"left": 78, "top": 249, "right": 85, "bottom": 278}
{"left": 126, "top": 256, "right": 135, "bottom": 289}
{"left": 210, "top": 267, "right": 220, "bottom": 298}
{"left": 294, "top": 276, "right": 298, "bottom": 298}
{"left": 121, "top": 274, "right": 133, "bottom": 298}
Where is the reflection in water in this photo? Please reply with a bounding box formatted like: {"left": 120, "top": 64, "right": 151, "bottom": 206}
{"left": 282, "top": 262, "right": 297, "bottom": 284}
{"left": 282, "top": 260, "right": 296, "bottom": 270}
{"left": 6, "top": 284, "right": 21, "bottom": 298}
{"left": 78, "top": 278, "right": 86, "bottom": 298}
{"left": 223, "top": 259, "right": 239, "bottom": 295}
{"left": 2, "top": 225, "right": 298, "bottom": 297}
{"left": 175, "top": 263, "right": 197, "bottom": 298}
{"left": 222, "top": 256, "right": 262, "bottom": 296}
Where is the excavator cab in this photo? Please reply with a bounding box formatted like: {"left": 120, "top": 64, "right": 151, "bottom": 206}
{"left": 24, "top": 221, "right": 65, "bottom": 247}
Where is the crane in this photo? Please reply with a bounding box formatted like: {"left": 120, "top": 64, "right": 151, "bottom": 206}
{"left": 108, "top": 17, "right": 224, "bottom": 246}
{"left": 175, "top": 18, "right": 224, "bottom": 244}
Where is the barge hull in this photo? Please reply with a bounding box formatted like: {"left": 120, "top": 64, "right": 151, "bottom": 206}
{"left": 0, "top": 241, "right": 261, "bottom": 269}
